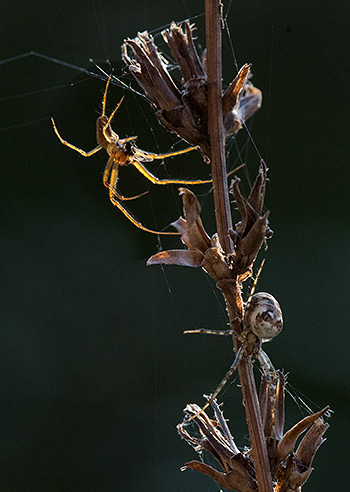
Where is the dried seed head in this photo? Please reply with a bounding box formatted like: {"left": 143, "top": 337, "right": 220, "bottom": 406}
{"left": 244, "top": 292, "right": 283, "bottom": 340}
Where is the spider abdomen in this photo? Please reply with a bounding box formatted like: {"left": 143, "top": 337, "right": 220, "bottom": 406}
{"left": 244, "top": 292, "right": 283, "bottom": 340}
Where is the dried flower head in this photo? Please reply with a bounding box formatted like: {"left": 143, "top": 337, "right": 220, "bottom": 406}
{"left": 177, "top": 374, "right": 330, "bottom": 491}
{"left": 147, "top": 161, "right": 272, "bottom": 293}
{"left": 122, "top": 21, "right": 262, "bottom": 157}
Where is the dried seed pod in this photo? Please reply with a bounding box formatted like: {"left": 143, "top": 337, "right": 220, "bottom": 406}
{"left": 244, "top": 292, "right": 283, "bottom": 340}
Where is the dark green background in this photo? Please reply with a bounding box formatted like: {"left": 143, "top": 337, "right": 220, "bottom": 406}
{"left": 1, "top": 1, "right": 348, "bottom": 491}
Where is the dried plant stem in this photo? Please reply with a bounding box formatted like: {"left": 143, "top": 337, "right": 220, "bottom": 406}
{"left": 205, "top": 1, "right": 272, "bottom": 490}
{"left": 205, "top": 0, "right": 232, "bottom": 252}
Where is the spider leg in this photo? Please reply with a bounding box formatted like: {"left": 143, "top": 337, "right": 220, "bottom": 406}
{"left": 51, "top": 118, "right": 103, "bottom": 157}
{"left": 131, "top": 159, "right": 214, "bottom": 185}
{"left": 108, "top": 194, "right": 180, "bottom": 235}
{"left": 133, "top": 146, "right": 199, "bottom": 161}
{"left": 185, "top": 326, "right": 245, "bottom": 344}
{"left": 119, "top": 136, "right": 137, "bottom": 143}
{"left": 134, "top": 148, "right": 244, "bottom": 178}
{"left": 100, "top": 75, "right": 125, "bottom": 144}
{"left": 103, "top": 156, "right": 148, "bottom": 201}
{"left": 257, "top": 349, "right": 278, "bottom": 393}
{"left": 246, "top": 258, "right": 266, "bottom": 308}
{"left": 132, "top": 155, "right": 245, "bottom": 186}
{"left": 102, "top": 97, "right": 125, "bottom": 144}
{"left": 188, "top": 345, "right": 244, "bottom": 421}
{"left": 101, "top": 76, "right": 112, "bottom": 117}
{"left": 105, "top": 97, "right": 124, "bottom": 126}
{"left": 184, "top": 329, "right": 234, "bottom": 336}
{"left": 258, "top": 349, "right": 279, "bottom": 433}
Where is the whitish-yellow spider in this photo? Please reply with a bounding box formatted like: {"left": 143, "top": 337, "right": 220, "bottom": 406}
{"left": 52, "top": 76, "right": 221, "bottom": 235}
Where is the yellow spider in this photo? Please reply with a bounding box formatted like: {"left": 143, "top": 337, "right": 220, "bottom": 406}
{"left": 51, "top": 77, "right": 237, "bottom": 234}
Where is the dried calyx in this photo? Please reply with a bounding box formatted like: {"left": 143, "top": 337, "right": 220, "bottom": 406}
{"left": 177, "top": 374, "right": 330, "bottom": 492}
{"left": 122, "top": 21, "right": 261, "bottom": 158}
{"left": 147, "top": 161, "right": 272, "bottom": 300}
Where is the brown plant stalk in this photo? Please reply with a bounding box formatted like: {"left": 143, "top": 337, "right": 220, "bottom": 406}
{"left": 205, "top": 1, "right": 272, "bottom": 490}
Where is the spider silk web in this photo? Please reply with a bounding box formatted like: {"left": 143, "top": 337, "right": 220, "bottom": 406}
{"left": 0, "top": 1, "right": 336, "bottom": 491}
{"left": 0, "top": 0, "right": 322, "bottom": 438}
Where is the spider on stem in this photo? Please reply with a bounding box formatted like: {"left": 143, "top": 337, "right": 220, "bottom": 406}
{"left": 185, "top": 261, "right": 283, "bottom": 419}
{"left": 52, "top": 76, "right": 230, "bottom": 235}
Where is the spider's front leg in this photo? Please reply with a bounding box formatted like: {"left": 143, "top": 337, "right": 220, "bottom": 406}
{"left": 51, "top": 118, "right": 103, "bottom": 157}
{"left": 184, "top": 325, "right": 247, "bottom": 420}
{"left": 188, "top": 345, "right": 245, "bottom": 420}
{"left": 184, "top": 328, "right": 235, "bottom": 336}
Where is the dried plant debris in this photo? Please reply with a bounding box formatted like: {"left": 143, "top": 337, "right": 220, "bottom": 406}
{"left": 177, "top": 375, "right": 330, "bottom": 491}
{"left": 147, "top": 161, "right": 271, "bottom": 287}
{"left": 122, "top": 21, "right": 262, "bottom": 157}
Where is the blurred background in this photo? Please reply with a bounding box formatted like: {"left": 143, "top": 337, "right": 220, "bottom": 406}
{"left": 0, "top": 0, "right": 348, "bottom": 491}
